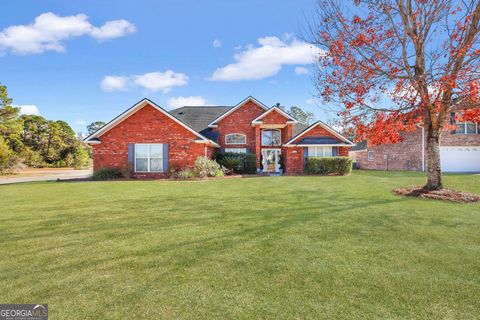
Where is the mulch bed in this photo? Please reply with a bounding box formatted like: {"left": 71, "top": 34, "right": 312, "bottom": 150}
{"left": 394, "top": 187, "right": 480, "bottom": 203}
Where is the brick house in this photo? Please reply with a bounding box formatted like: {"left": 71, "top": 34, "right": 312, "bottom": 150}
{"left": 351, "top": 113, "right": 480, "bottom": 172}
{"left": 84, "top": 96, "right": 354, "bottom": 177}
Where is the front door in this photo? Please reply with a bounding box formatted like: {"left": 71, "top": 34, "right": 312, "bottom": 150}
{"left": 261, "top": 149, "right": 281, "bottom": 173}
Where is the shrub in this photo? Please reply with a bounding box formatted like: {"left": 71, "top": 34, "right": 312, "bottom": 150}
{"left": 242, "top": 153, "right": 257, "bottom": 174}
{"left": 93, "top": 167, "right": 123, "bottom": 180}
{"left": 72, "top": 144, "right": 91, "bottom": 169}
{"left": 0, "top": 137, "right": 17, "bottom": 174}
{"left": 304, "top": 157, "right": 352, "bottom": 176}
{"left": 20, "top": 148, "right": 46, "bottom": 167}
{"left": 194, "top": 156, "right": 226, "bottom": 178}
{"left": 217, "top": 155, "right": 241, "bottom": 174}
{"left": 176, "top": 169, "right": 196, "bottom": 180}
{"left": 215, "top": 152, "right": 257, "bottom": 174}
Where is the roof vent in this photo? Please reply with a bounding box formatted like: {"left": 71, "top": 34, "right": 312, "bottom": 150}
{"left": 178, "top": 111, "right": 184, "bottom": 115}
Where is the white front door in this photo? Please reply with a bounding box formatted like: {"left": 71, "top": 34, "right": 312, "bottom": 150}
{"left": 261, "top": 149, "right": 281, "bottom": 173}
{"left": 440, "top": 146, "right": 480, "bottom": 172}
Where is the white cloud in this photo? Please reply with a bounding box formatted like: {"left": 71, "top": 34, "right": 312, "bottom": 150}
{"left": 167, "top": 96, "right": 207, "bottom": 109}
{"left": 100, "top": 75, "right": 129, "bottom": 91}
{"left": 16, "top": 104, "right": 40, "bottom": 115}
{"left": 306, "top": 98, "right": 317, "bottom": 105}
{"left": 213, "top": 39, "right": 222, "bottom": 48}
{"left": 133, "top": 71, "right": 188, "bottom": 93}
{"left": 0, "top": 12, "right": 135, "bottom": 55}
{"left": 101, "top": 70, "right": 189, "bottom": 93}
{"left": 210, "top": 34, "right": 322, "bottom": 81}
{"left": 76, "top": 120, "right": 87, "bottom": 125}
{"left": 294, "top": 66, "right": 309, "bottom": 75}
{"left": 90, "top": 19, "right": 136, "bottom": 41}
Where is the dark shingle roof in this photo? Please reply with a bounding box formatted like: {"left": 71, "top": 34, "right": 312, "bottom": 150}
{"left": 350, "top": 140, "right": 367, "bottom": 151}
{"left": 296, "top": 136, "right": 343, "bottom": 145}
{"left": 169, "top": 106, "right": 232, "bottom": 132}
{"left": 169, "top": 105, "right": 309, "bottom": 142}
{"left": 292, "top": 123, "right": 308, "bottom": 137}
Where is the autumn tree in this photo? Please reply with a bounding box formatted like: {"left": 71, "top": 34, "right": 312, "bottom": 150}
{"left": 309, "top": 0, "right": 480, "bottom": 190}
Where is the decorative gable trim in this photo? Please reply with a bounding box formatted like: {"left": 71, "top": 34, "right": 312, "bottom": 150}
{"left": 251, "top": 106, "right": 298, "bottom": 124}
{"left": 207, "top": 96, "right": 268, "bottom": 127}
{"left": 283, "top": 120, "right": 355, "bottom": 146}
{"left": 83, "top": 98, "right": 220, "bottom": 147}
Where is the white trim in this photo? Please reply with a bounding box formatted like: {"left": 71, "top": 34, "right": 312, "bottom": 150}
{"left": 225, "top": 133, "right": 247, "bottom": 145}
{"left": 284, "top": 120, "right": 355, "bottom": 146}
{"left": 84, "top": 98, "right": 220, "bottom": 147}
{"left": 261, "top": 128, "right": 282, "bottom": 147}
{"left": 251, "top": 106, "right": 298, "bottom": 124}
{"left": 283, "top": 144, "right": 353, "bottom": 147}
{"left": 207, "top": 96, "right": 268, "bottom": 127}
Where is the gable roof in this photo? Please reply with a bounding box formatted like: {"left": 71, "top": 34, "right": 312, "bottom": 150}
{"left": 207, "top": 96, "right": 269, "bottom": 127}
{"left": 83, "top": 98, "right": 220, "bottom": 147}
{"left": 251, "top": 106, "right": 298, "bottom": 124}
{"left": 170, "top": 106, "right": 232, "bottom": 131}
{"left": 284, "top": 120, "right": 355, "bottom": 146}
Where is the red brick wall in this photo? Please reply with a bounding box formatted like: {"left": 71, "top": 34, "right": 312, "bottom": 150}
{"left": 93, "top": 103, "right": 208, "bottom": 177}
{"left": 214, "top": 101, "right": 265, "bottom": 153}
{"left": 260, "top": 109, "right": 289, "bottom": 125}
{"left": 353, "top": 126, "right": 480, "bottom": 171}
{"left": 284, "top": 147, "right": 304, "bottom": 174}
{"left": 441, "top": 129, "right": 480, "bottom": 145}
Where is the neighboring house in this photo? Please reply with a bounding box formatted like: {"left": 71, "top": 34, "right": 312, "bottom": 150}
{"left": 84, "top": 96, "right": 355, "bottom": 177}
{"left": 351, "top": 112, "right": 480, "bottom": 172}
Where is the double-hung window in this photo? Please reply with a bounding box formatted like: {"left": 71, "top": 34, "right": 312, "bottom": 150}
{"left": 135, "top": 144, "right": 163, "bottom": 172}
{"left": 308, "top": 146, "right": 333, "bottom": 157}
{"left": 224, "top": 148, "right": 247, "bottom": 154}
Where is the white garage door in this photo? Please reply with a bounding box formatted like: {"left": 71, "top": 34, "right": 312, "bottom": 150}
{"left": 440, "top": 146, "right": 480, "bottom": 172}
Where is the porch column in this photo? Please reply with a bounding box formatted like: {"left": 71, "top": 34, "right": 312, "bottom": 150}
{"left": 255, "top": 125, "right": 261, "bottom": 169}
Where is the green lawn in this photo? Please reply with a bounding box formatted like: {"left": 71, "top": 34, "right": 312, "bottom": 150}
{"left": 0, "top": 171, "right": 479, "bottom": 319}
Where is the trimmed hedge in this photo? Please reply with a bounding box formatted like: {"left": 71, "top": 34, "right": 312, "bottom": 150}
{"left": 215, "top": 152, "right": 257, "bottom": 174}
{"left": 93, "top": 167, "right": 123, "bottom": 180}
{"left": 304, "top": 157, "right": 352, "bottom": 176}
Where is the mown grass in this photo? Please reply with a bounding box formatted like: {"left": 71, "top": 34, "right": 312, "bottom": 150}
{"left": 0, "top": 171, "right": 479, "bottom": 319}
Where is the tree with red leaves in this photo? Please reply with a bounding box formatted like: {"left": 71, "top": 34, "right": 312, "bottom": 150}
{"left": 309, "top": 0, "right": 480, "bottom": 190}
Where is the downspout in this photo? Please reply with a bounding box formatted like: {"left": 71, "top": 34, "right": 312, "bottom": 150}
{"left": 417, "top": 124, "right": 425, "bottom": 172}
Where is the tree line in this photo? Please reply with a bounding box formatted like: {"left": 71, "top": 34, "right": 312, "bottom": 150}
{"left": 0, "top": 83, "right": 90, "bottom": 173}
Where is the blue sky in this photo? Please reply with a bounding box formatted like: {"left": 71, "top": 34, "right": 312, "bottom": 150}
{"left": 0, "top": 0, "right": 330, "bottom": 133}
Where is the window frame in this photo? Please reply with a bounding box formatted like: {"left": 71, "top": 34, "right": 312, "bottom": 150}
{"left": 224, "top": 148, "right": 247, "bottom": 154}
{"left": 225, "top": 133, "right": 247, "bottom": 145}
{"left": 261, "top": 129, "right": 282, "bottom": 146}
{"left": 455, "top": 121, "right": 479, "bottom": 134}
{"left": 367, "top": 151, "right": 374, "bottom": 161}
{"left": 134, "top": 143, "right": 164, "bottom": 173}
{"left": 307, "top": 146, "right": 333, "bottom": 158}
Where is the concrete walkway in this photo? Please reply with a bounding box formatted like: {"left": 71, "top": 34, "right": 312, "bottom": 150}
{"left": 0, "top": 168, "right": 92, "bottom": 185}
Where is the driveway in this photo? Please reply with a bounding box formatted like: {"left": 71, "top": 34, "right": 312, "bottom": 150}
{"left": 0, "top": 168, "right": 92, "bottom": 185}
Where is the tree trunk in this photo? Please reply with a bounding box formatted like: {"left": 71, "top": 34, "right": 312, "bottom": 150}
{"left": 424, "top": 126, "right": 443, "bottom": 190}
